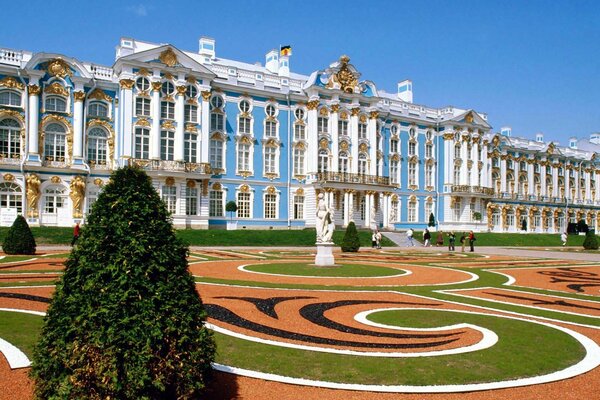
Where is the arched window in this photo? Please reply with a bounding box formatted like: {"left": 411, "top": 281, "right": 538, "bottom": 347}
{"left": 264, "top": 193, "right": 277, "bottom": 219}
{"left": 43, "top": 186, "right": 67, "bottom": 214}
{"left": 88, "top": 102, "right": 108, "bottom": 118}
{"left": 338, "top": 118, "right": 348, "bottom": 136}
{"left": 237, "top": 190, "right": 252, "bottom": 218}
{"left": 209, "top": 186, "right": 223, "bottom": 217}
{"left": 318, "top": 149, "right": 329, "bottom": 173}
{"left": 390, "top": 138, "right": 399, "bottom": 153}
{"left": 454, "top": 144, "right": 461, "bottom": 159}
{"left": 45, "top": 96, "right": 67, "bottom": 113}
{"left": 357, "top": 153, "right": 367, "bottom": 175}
{"left": 134, "top": 127, "right": 150, "bottom": 159}
{"left": 87, "top": 127, "right": 108, "bottom": 165}
{"left": 265, "top": 105, "right": 277, "bottom": 138}
{"left": 294, "top": 108, "right": 306, "bottom": 140}
{"left": 0, "top": 182, "right": 22, "bottom": 214}
{"left": 317, "top": 114, "right": 328, "bottom": 135}
{"left": 338, "top": 151, "right": 349, "bottom": 173}
{"left": 425, "top": 163, "right": 433, "bottom": 187}
{"left": 0, "top": 119, "right": 21, "bottom": 158}
{"left": 358, "top": 121, "right": 367, "bottom": 140}
{"left": 161, "top": 185, "right": 177, "bottom": 214}
{"left": 44, "top": 123, "right": 66, "bottom": 162}
{"left": 0, "top": 90, "right": 21, "bottom": 107}
{"left": 518, "top": 175, "right": 527, "bottom": 194}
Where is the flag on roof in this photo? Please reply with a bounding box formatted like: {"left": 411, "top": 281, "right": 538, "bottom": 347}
{"left": 280, "top": 45, "right": 292, "bottom": 56}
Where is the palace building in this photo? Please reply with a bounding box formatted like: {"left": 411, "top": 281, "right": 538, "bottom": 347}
{"left": 0, "top": 37, "right": 599, "bottom": 232}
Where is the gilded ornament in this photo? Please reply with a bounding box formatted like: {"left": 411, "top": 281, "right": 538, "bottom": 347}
{"left": 28, "top": 84, "right": 41, "bottom": 96}
{"left": 186, "top": 98, "right": 198, "bottom": 105}
{"left": 137, "top": 68, "right": 150, "bottom": 76}
{"left": 306, "top": 100, "right": 320, "bottom": 110}
{"left": 3, "top": 173, "right": 14, "bottom": 182}
{"left": 119, "top": 79, "right": 135, "bottom": 90}
{"left": 359, "top": 114, "right": 367, "bottom": 123}
{"left": 161, "top": 121, "right": 175, "bottom": 130}
{"left": 186, "top": 76, "right": 197, "bottom": 84}
{"left": 163, "top": 72, "right": 174, "bottom": 81}
{"left": 339, "top": 141, "right": 349, "bottom": 151}
{"left": 26, "top": 174, "right": 41, "bottom": 218}
{"left": 201, "top": 91, "right": 212, "bottom": 101}
{"left": 351, "top": 107, "right": 360, "bottom": 116}
{"left": 334, "top": 55, "right": 358, "bottom": 93}
{"left": 159, "top": 48, "right": 179, "bottom": 67}
{"left": 185, "top": 123, "right": 198, "bottom": 133}
{"left": 465, "top": 112, "right": 474, "bottom": 124}
{"left": 46, "top": 59, "right": 72, "bottom": 78}
{"left": 151, "top": 81, "right": 162, "bottom": 92}
{"left": 358, "top": 143, "right": 368, "bottom": 152}
{"left": 73, "top": 91, "right": 86, "bottom": 102}
{"left": 369, "top": 111, "right": 379, "bottom": 120}
{"left": 163, "top": 95, "right": 174, "bottom": 102}
{"left": 240, "top": 184, "right": 250, "bottom": 193}
{"left": 319, "top": 107, "right": 329, "bottom": 116}
{"left": 0, "top": 76, "right": 24, "bottom": 90}
{"left": 165, "top": 177, "right": 175, "bottom": 186}
{"left": 44, "top": 82, "right": 69, "bottom": 97}
{"left": 330, "top": 104, "right": 339, "bottom": 113}
{"left": 339, "top": 111, "right": 348, "bottom": 120}
{"left": 294, "top": 142, "right": 305, "bottom": 150}
{"left": 212, "top": 182, "right": 222, "bottom": 191}
{"left": 88, "top": 88, "right": 113, "bottom": 102}
{"left": 296, "top": 188, "right": 304, "bottom": 195}
{"left": 93, "top": 178, "right": 103, "bottom": 187}
{"left": 69, "top": 176, "right": 86, "bottom": 218}
{"left": 0, "top": 109, "right": 25, "bottom": 125}
{"left": 50, "top": 176, "right": 61, "bottom": 184}
{"left": 547, "top": 143, "right": 555, "bottom": 154}
{"left": 319, "top": 138, "right": 329, "bottom": 149}
{"left": 186, "top": 179, "right": 196, "bottom": 188}
{"left": 266, "top": 186, "right": 276, "bottom": 194}
{"left": 176, "top": 85, "right": 187, "bottom": 96}
{"left": 135, "top": 118, "right": 151, "bottom": 127}
{"left": 442, "top": 132, "right": 454, "bottom": 140}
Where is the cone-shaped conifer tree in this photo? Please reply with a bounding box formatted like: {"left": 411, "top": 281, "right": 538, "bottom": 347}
{"left": 341, "top": 221, "right": 361, "bottom": 252}
{"left": 31, "top": 166, "right": 215, "bottom": 399}
{"left": 2, "top": 214, "right": 36, "bottom": 255}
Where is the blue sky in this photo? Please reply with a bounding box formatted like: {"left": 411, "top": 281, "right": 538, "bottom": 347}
{"left": 2, "top": 0, "right": 599, "bottom": 144}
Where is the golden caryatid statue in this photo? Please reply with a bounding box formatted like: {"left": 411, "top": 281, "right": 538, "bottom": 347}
{"left": 26, "top": 174, "right": 41, "bottom": 218}
{"left": 69, "top": 176, "right": 86, "bottom": 218}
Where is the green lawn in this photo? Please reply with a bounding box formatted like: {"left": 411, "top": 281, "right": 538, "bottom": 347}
{"left": 0, "top": 311, "right": 44, "bottom": 357}
{"left": 243, "top": 262, "right": 405, "bottom": 277}
{"left": 413, "top": 231, "right": 594, "bottom": 247}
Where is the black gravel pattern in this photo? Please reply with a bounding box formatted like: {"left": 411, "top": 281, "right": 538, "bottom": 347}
{"left": 215, "top": 296, "right": 316, "bottom": 319}
{"left": 0, "top": 292, "right": 51, "bottom": 303}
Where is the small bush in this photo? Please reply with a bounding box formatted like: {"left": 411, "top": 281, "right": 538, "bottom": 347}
{"left": 582, "top": 231, "right": 599, "bottom": 250}
{"left": 2, "top": 215, "right": 36, "bottom": 255}
{"left": 428, "top": 213, "right": 436, "bottom": 227}
{"left": 341, "top": 221, "right": 361, "bottom": 252}
{"left": 577, "top": 220, "right": 589, "bottom": 234}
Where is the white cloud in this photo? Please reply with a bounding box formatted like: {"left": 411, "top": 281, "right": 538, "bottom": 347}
{"left": 128, "top": 4, "right": 148, "bottom": 17}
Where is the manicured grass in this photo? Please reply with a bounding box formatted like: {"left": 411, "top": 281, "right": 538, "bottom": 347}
{"left": 243, "top": 262, "right": 405, "bottom": 277}
{"left": 0, "top": 311, "right": 43, "bottom": 357}
{"left": 0, "top": 255, "right": 38, "bottom": 263}
{"left": 413, "top": 231, "right": 594, "bottom": 247}
{"left": 0, "top": 226, "right": 73, "bottom": 245}
{"left": 213, "top": 308, "right": 584, "bottom": 385}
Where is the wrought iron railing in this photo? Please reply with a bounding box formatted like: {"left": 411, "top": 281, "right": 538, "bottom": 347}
{"left": 316, "top": 171, "right": 391, "bottom": 186}
{"left": 451, "top": 185, "right": 495, "bottom": 196}
{"left": 131, "top": 159, "right": 211, "bottom": 174}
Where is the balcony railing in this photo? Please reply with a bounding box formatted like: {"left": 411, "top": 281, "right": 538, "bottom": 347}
{"left": 451, "top": 185, "right": 495, "bottom": 196}
{"left": 131, "top": 159, "right": 211, "bottom": 174}
{"left": 316, "top": 171, "right": 391, "bottom": 186}
{"left": 0, "top": 155, "right": 21, "bottom": 165}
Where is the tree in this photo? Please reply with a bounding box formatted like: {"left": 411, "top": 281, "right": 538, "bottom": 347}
{"left": 428, "top": 213, "right": 435, "bottom": 227}
{"left": 583, "top": 231, "right": 599, "bottom": 250}
{"left": 2, "top": 215, "right": 36, "bottom": 255}
{"left": 225, "top": 200, "right": 238, "bottom": 221}
{"left": 341, "top": 221, "right": 361, "bottom": 252}
{"left": 31, "top": 166, "right": 215, "bottom": 399}
{"left": 472, "top": 212, "right": 482, "bottom": 222}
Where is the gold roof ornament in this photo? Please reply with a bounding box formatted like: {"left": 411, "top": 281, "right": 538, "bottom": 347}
{"left": 159, "top": 48, "right": 178, "bottom": 67}
{"left": 465, "top": 112, "right": 474, "bottom": 124}
{"left": 46, "top": 59, "right": 72, "bottom": 78}
{"left": 547, "top": 142, "right": 555, "bottom": 154}
{"left": 295, "top": 188, "right": 304, "bottom": 195}
{"left": 335, "top": 55, "right": 358, "bottom": 93}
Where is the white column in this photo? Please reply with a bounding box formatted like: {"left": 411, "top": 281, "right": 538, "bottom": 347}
{"left": 350, "top": 108, "right": 359, "bottom": 173}
{"left": 307, "top": 100, "right": 319, "bottom": 174}
{"left": 119, "top": 79, "right": 134, "bottom": 159}
{"left": 541, "top": 163, "right": 547, "bottom": 197}
{"left": 174, "top": 86, "right": 185, "bottom": 161}
{"left": 330, "top": 105, "right": 339, "bottom": 172}
{"left": 364, "top": 191, "right": 371, "bottom": 228}
{"left": 151, "top": 81, "right": 161, "bottom": 159}
{"left": 585, "top": 170, "right": 591, "bottom": 202}
{"left": 500, "top": 157, "right": 507, "bottom": 192}
{"left": 460, "top": 136, "right": 468, "bottom": 185}
{"left": 552, "top": 165, "right": 559, "bottom": 197}
{"left": 481, "top": 141, "right": 489, "bottom": 187}
{"left": 200, "top": 91, "right": 211, "bottom": 163}
{"left": 72, "top": 90, "right": 85, "bottom": 162}
{"left": 471, "top": 141, "right": 479, "bottom": 186}
{"left": 27, "top": 84, "right": 40, "bottom": 160}
{"left": 382, "top": 193, "right": 389, "bottom": 228}
{"left": 527, "top": 161, "right": 535, "bottom": 196}
{"left": 343, "top": 190, "right": 350, "bottom": 227}
{"left": 444, "top": 135, "right": 453, "bottom": 186}
{"left": 368, "top": 112, "right": 378, "bottom": 175}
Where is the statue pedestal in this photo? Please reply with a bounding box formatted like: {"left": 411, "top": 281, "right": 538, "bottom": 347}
{"left": 315, "top": 242, "right": 335, "bottom": 266}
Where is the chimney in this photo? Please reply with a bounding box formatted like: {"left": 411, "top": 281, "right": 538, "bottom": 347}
{"left": 265, "top": 50, "right": 279, "bottom": 73}
{"left": 116, "top": 37, "right": 135, "bottom": 59}
{"left": 501, "top": 126, "right": 512, "bottom": 137}
{"left": 397, "top": 79, "right": 413, "bottom": 103}
{"left": 198, "top": 36, "right": 215, "bottom": 60}
{"left": 569, "top": 137, "right": 578, "bottom": 149}
{"left": 536, "top": 132, "right": 544, "bottom": 143}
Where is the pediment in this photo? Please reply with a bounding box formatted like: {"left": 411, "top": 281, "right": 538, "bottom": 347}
{"left": 450, "top": 110, "right": 491, "bottom": 129}
{"left": 115, "top": 45, "right": 215, "bottom": 78}
{"left": 24, "top": 53, "right": 93, "bottom": 80}
{"left": 305, "top": 55, "right": 378, "bottom": 97}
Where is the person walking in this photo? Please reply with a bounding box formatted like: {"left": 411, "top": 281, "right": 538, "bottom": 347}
{"left": 423, "top": 229, "right": 431, "bottom": 247}
{"left": 371, "top": 231, "right": 377, "bottom": 248}
{"left": 460, "top": 233, "right": 466, "bottom": 252}
{"left": 436, "top": 231, "right": 444, "bottom": 247}
{"left": 448, "top": 231, "right": 456, "bottom": 251}
{"left": 71, "top": 222, "right": 80, "bottom": 246}
{"left": 375, "top": 230, "right": 382, "bottom": 249}
{"left": 561, "top": 231, "right": 568, "bottom": 247}
{"left": 468, "top": 230, "right": 476, "bottom": 252}
{"left": 406, "top": 228, "right": 415, "bottom": 247}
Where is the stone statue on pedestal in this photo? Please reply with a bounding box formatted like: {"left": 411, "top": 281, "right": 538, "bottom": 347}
{"left": 315, "top": 193, "right": 335, "bottom": 243}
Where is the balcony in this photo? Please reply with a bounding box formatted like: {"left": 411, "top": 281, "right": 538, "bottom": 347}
{"left": 316, "top": 171, "right": 392, "bottom": 186}
{"left": 131, "top": 159, "right": 211, "bottom": 175}
{"left": 0, "top": 155, "right": 21, "bottom": 165}
{"left": 451, "top": 185, "right": 495, "bottom": 196}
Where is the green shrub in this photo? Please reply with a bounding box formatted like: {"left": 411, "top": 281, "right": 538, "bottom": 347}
{"left": 428, "top": 213, "right": 436, "bottom": 227}
{"left": 341, "top": 221, "right": 361, "bottom": 252}
{"left": 2, "top": 215, "right": 36, "bottom": 255}
{"left": 582, "top": 231, "right": 599, "bottom": 250}
{"left": 31, "top": 166, "right": 215, "bottom": 399}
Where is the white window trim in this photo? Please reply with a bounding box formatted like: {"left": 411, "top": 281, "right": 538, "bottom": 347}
{"left": 263, "top": 190, "right": 279, "bottom": 219}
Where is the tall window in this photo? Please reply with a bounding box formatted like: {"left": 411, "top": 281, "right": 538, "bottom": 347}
{"left": 184, "top": 104, "right": 198, "bottom": 123}
{"left": 390, "top": 138, "right": 398, "bottom": 153}
{"left": 454, "top": 144, "right": 461, "bottom": 159}
{"left": 294, "top": 148, "right": 305, "bottom": 175}
{"left": 408, "top": 141, "right": 416, "bottom": 156}
{"left": 45, "top": 96, "right": 66, "bottom": 112}
{"left": 161, "top": 101, "right": 175, "bottom": 120}
{"left": 134, "top": 127, "right": 150, "bottom": 159}
{"left": 184, "top": 133, "right": 197, "bottom": 163}
{"left": 0, "top": 119, "right": 21, "bottom": 158}
{"left": 317, "top": 115, "right": 328, "bottom": 135}
{"left": 425, "top": 143, "right": 433, "bottom": 158}
{"left": 338, "top": 151, "right": 349, "bottom": 173}
{"left": 293, "top": 195, "right": 304, "bottom": 219}
{"left": 265, "top": 105, "right": 277, "bottom": 137}
{"left": 358, "top": 153, "right": 367, "bottom": 175}
{"left": 453, "top": 198, "right": 461, "bottom": 221}
{"left": 454, "top": 165, "right": 461, "bottom": 184}
{"left": 160, "top": 130, "right": 175, "bottom": 161}
{"left": 210, "top": 110, "right": 224, "bottom": 131}
{"left": 338, "top": 119, "right": 348, "bottom": 136}
{"left": 294, "top": 122, "right": 305, "bottom": 140}
{"left": 390, "top": 160, "right": 399, "bottom": 184}
{"left": 318, "top": 149, "right": 328, "bottom": 173}
{"left": 264, "top": 193, "right": 277, "bottom": 219}
{"left": 358, "top": 122, "right": 367, "bottom": 139}
{"left": 408, "top": 162, "right": 417, "bottom": 186}
{"left": 237, "top": 192, "right": 251, "bottom": 218}
{"left": 264, "top": 146, "right": 277, "bottom": 174}
{"left": 44, "top": 123, "right": 66, "bottom": 162}
{"left": 87, "top": 127, "right": 108, "bottom": 165}
{"left": 209, "top": 190, "right": 223, "bottom": 217}
{"left": 0, "top": 90, "right": 21, "bottom": 107}
{"left": 43, "top": 187, "right": 66, "bottom": 214}
{"left": 425, "top": 201, "right": 433, "bottom": 222}
{"left": 390, "top": 198, "right": 399, "bottom": 222}
{"left": 408, "top": 199, "right": 417, "bottom": 222}
{"left": 185, "top": 186, "right": 198, "bottom": 216}
{"left": 238, "top": 100, "right": 251, "bottom": 134}
{"left": 237, "top": 141, "right": 251, "bottom": 172}
{"left": 425, "top": 164, "right": 433, "bottom": 187}
{"left": 209, "top": 139, "right": 223, "bottom": 170}
{"left": 0, "top": 182, "right": 22, "bottom": 213}
{"left": 162, "top": 186, "right": 177, "bottom": 214}
{"left": 136, "top": 98, "right": 150, "bottom": 116}
{"left": 88, "top": 102, "right": 108, "bottom": 118}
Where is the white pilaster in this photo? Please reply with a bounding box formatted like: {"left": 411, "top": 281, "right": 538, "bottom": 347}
{"left": 527, "top": 161, "right": 535, "bottom": 196}
{"left": 500, "top": 157, "right": 507, "bottom": 192}
{"left": 174, "top": 86, "right": 185, "bottom": 161}
{"left": 350, "top": 108, "right": 359, "bottom": 173}
{"left": 368, "top": 113, "right": 377, "bottom": 175}
{"left": 72, "top": 90, "right": 85, "bottom": 164}
{"left": 307, "top": 100, "right": 319, "bottom": 174}
{"left": 330, "top": 105, "right": 339, "bottom": 172}
{"left": 151, "top": 81, "right": 161, "bottom": 159}
{"left": 119, "top": 78, "right": 134, "bottom": 160}
{"left": 382, "top": 193, "right": 389, "bottom": 228}
{"left": 364, "top": 191, "right": 371, "bottom": 228}
{"left": 200, "top": 91, "right": 210, "bottom": 163}
{"left": 27, "top": 84, "right": 40, "bottom": 162}
{"left": 460, "top": 136, "right": 468, "bottom": 185}
{"left": 343, "top": 190, "right": 350, "bottom": 227}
